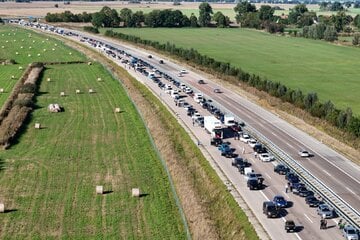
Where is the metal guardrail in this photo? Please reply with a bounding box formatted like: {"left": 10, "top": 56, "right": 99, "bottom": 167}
{"left": 46, "top": 25, "right": 360, "bottom": 231}
{"left": 198, "top": 93, "right": 360, "bottom": 230}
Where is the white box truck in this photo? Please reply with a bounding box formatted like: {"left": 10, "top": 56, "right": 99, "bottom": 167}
{"left": 204, "top": 116, "right": 223, "bottom": 139}
{"left": 224, "top": 115, "right": 235, "bottom": 127}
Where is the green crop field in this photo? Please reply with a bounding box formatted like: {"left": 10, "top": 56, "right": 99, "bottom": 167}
{"left": 105, "top": 27, "right": 360, "bottom": 115}
{"left": 0, "top": 26, "right": 186, "bottom": 238}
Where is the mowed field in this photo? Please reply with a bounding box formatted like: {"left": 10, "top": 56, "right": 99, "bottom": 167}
{"left": 106, "top": 27, "right": 360, "bottom": 115}
{"left": 0, "top": 26, "right": 186, "bottom": 238}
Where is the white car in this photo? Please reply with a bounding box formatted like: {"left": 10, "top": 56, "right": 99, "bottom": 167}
{"left": 259, "top": 153, "right": 275, "bottom": 162}
{"left": 240, "top": 134, "right": 251, "bottom": 143}
{"left": 180, "top": 69, "right": 187, "bottom": 74}
{"left": 248, "top": 139, "right": 257, "bottom": 148}
{"left": 298, "top": 150, "right": 311, "bottom": 157}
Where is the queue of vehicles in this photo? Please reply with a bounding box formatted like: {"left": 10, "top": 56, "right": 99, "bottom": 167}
{"left": 18, "top": 21, "right": 359, "bottom": 239}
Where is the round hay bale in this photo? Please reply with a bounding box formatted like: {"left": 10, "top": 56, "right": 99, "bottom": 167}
{"left": 47, "top": 78, "right": 51, "bottom": 82}
{"left": 29, "top": 46, "right": 32, "bottom": 49}
{"left": 60, "top": 92, "right": 65, "bottom": 97}
{"left": 15, "top": 52, "right": 19, "bottom": 55}
{"left": 97, "top": 77, "right": 102, "bottom": 82}
{"left": 132, "top": 188, "right": 140, "bottom": 197}
{"left": 37, "top": 54, "right": 41, "bottom": 57}
{"left": 54, "top": 44, "right": 58, "bottom": 47}
{"left": 0, "top": 203, "right": 4, "bottom": 213}
{"left": 0, "top": 88, "right": 4, "bottom": 93}
{"left": 5, "top": 40, "right": 8, "bottom": 43}
{"left": 34, "top": 123, "right": 41, "bottom": 129}
{"left": 88, "top": 62, "right": 92, "bottom": 65}
{"left": 96, "top": 186, "right": 103, "bottom": 195}
{"left": 52, "top": 48, "right": 55, "bottom": 51}
{"left": 43, "top": 49, "right": 47, "bottom": 52}
{"left": 76, "top": 89, "right": 81, "bottom": 94}
{"left": 28, "top": 54, "right": 31, "bottom": 57}
{"left": 88, "top": 89, "right": 94, "bottom": 94}
{"left": 20, "top": 46, "right": 23, "bottom": 49}
{"left": 69, "top": 52, "right": 72, "bottom": 55}
{"left": 11, "top": 75, "right": 15, "bottom": 79}
{"left": 32, "top": 40, "right": 35, "bottom": 43}
{"left": 1, "top": 46, "right": 4, "bottom": 49}
{"left": 19, "top": 66, "right": 23, "bottom": 70}
{"left": 115, "top": 108, "right": 121, "bottom": 113}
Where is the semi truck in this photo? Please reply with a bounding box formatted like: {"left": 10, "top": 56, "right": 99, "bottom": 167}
{"left": 204, "top": 116, "right": 223, "bottom": 139}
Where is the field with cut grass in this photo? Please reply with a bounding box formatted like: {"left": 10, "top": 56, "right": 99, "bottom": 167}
{"left": 105, "top": 27, "right": 360, "bottom": 115}
{"left": 0, "top": 65, "right": 23, "bottom": 107}
{"left": 0, "top": 24, "right": 85, "bottom": 108}
{"left": 0, "top": 26, "right": 187, "bottom": 238}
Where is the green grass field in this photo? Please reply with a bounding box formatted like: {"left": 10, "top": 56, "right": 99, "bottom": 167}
{"left": 105, "top": 27, "right": 360, "bottom": 115}
{"left": 0, "top": 25, "right": 84, "bottom": 66}
{"left": 0, "top": 26, "right": 187, "bottom": 238}
{"left": 0, "top": 65, "right": 23, "bottom": 107}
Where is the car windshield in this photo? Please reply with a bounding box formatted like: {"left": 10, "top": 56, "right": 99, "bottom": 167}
{"left": 347, "top": 229, "right": 356, "bottom": 234}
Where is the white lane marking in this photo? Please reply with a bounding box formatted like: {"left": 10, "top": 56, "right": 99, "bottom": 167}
{"left": 322, "top": 170, "right": 331, "bottom": 176}
{"left": 260, "top": 191, "right": 270, "bottom": 201}
{"left": 304, "top": 213, "right": 313, "bottom": 223}
{"left": 265, "top": 173, "right": 272, "bottom": 179}
{"left": 295, "top": 233, "right": 302, "bottom": 240}
{"left": 217, "top": 89, "right": 360, "bottom": 189}
{"left": 285, "top": 142, "right": 296, "bottom": 150}
{"left": 270, "top": 132, "right": 278, "bottom": 137}
{"left": 346, "top": 187, "right": 356, "bottom": 195}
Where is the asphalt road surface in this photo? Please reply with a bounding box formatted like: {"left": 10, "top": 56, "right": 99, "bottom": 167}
{"left": 27, "top": 25, "right": 359, "bottom": 239}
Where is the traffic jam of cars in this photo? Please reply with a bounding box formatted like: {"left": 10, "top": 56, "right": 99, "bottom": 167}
{"left": 19, "top": 21, "right": 359, "bottom": 239}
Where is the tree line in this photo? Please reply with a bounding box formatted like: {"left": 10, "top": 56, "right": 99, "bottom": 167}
{"left": 104, "top": 29, "right": 360, "bottom": 138}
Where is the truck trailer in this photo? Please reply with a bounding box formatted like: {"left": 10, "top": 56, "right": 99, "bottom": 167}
{"left": 204, "top": 116, "right": 223, "bottom": 139}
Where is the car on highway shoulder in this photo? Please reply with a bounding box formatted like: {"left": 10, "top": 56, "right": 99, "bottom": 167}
{"left": 259, "top": 153, "right": 275, "bottom": 162}
{"left": 240, "top": 134, "right": 251, "bottom": 143}
{"left": 248, "top": 139, "right": 257, "bottom": 148}
{"left": 274, "top": 164, "right": 289, "bottom": 175}
{"left": 147, "top": 55, "right": 152, "bottom": 58}
{"left": 305, "top": 196, "right": 321, "bottom": 207}
{"left": 159, "top": 59, "right": 164, "bottom": 64}
{"left": 298, "top": 150, "right": 312, "bottom": 157}
{"left": 342, "top": 225, "right": 359, "bottom": 240}
{"left": 198, "top": 79, "right": 205, "bottom": 84}
{"left": 180, "top": 69, "right": 187, "bottom": 74}
{"left": 273, "top": 195, "right": 287, "bottom": 208}
{"left": 317, "top": 204, "right": 334, "bottom": 218}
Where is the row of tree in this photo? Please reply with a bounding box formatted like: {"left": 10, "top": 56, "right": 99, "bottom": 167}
{"left": 45, "top": 11, "right": 92, "bottom": 23}
{"left": 104, "top": 29, "right": 360, "bottom": 138}
{"left": 233, "top": 2, "right": 284, "bottom": 33}
{"left": 301, "top": 23, "right": 338, "bottom": 41}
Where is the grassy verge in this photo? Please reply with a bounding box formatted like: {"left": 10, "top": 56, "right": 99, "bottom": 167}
{"left": 67, "top": 36, "right": 259, "bottom": 239}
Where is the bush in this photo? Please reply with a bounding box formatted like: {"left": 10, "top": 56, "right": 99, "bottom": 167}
{"left": 14, "top": 98, "right": 33, "bottom": 107}
{"left": 20, "top": 83, "right": 36, "bottom": 94}
{"left": 83, "top": 26, "right": 99, "bottom": 34}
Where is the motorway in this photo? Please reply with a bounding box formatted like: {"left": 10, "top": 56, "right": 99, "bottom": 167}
{"left": 25, "top": 24, "right": 360, "bottom": 239}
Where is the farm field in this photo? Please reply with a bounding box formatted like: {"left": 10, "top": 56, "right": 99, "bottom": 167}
{"left": 0, "top": 25, "right": 84, "bottom": 66}
{"left": 105, "top": 27, "right": 360, "bottom": 115}
{"left": 0, "top": 65, "right": 22, "bottom": 107}
{"left": 0, "top": 26, "right": 187, "bottom": 238}
{"left": 0, "top": 24, "right": 84, "bottom": 108}
{"left": 1, "top": 1, "right": 359, "bottom": 20}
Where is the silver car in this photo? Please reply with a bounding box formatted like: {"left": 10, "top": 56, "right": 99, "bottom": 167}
{"left": 342, "top": 225, "right": 359, "bottom": 240}
{"left": 317, "top": 204, "right": 334, "bottom": 218}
